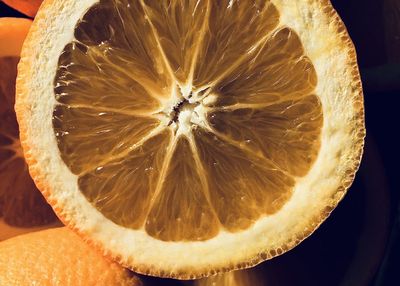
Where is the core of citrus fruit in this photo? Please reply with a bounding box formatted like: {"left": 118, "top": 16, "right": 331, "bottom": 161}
{"left": 16, "top": 0, "right": 365, "bottom": 279}
{"left": 0, "top": 227, "right": 142, "bottom": 286}
{"left": 0, "top": 17, "right": 57, "bottom": 229}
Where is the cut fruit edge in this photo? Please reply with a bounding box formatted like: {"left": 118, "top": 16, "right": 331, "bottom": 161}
{"left": 15, "top": 0, "right": 365, "bottom": 279}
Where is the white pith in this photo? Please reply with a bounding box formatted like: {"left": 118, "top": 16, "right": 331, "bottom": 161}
{"left": 160, "top": 83, "right": 212, "bottom": 137}
{"left": 16, "top": 0, "right": 364, "bottom": 277}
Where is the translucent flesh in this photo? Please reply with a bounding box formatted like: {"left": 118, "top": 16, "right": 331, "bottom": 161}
{"left": 78, "top": 129, "right": 172, "bottom": 228}
{"left": 193, "top": 129, "right": 295, "bottom": 231}
{"left": 208, "top": 95, "right": 323, "bottom": 177}
{"left": 145, "top": 136, "right": 220, "bottom": 241}
{"left": 54, "top": 0, "right": 323, "bottom": 241}
{"left": 53, "top": 105, "right": 160, "bottom": 175}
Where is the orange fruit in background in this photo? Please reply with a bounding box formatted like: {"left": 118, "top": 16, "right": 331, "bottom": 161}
{"left": 1, "top": 0, "right": 43, "bottom": 18}
{"left": 0, "top": 18, "right": 31, "bottom": 56}
{"left": 0, "top": 227, "right": 142, "bottom": 286}
{"left": 16, "top": 0, "right": 365, "bottom": 279}
{"left": 0, "top": 17, "right": 58, "bottom": 240}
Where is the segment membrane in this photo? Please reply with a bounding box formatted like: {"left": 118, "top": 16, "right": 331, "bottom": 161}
{"left": 145, "top": 136, "right": 219, "bottom": 241}
{"left": 78, "top": 130, "right": 171, "bottom": 228}
{"left": 209, "top": 28, "right": 318, "bottom": 107}
{"left": 193, "top": 0, "right": 280, "bottom": 88}
{"left": 53, "top": 105, "right": 160, "bottom": 174}
{"left": 55, "top": 0, "right": 173, "bottom": 112}
{"left": 194, "top": 129, "right": 295, "bottom": 231}
{"left": 208, "top": 95, "right": 323, "bottom": 176}
{"left": 53, "top": 0, "right": 322, "bottom": 241}
{"left": 55, "top": 42, "right": 161, "bottom": 112}
{"left": 141, "top": 0, "right": 210, "bottom": 83}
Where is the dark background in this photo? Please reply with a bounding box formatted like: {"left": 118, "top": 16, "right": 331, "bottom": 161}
{"left": 1, "top": 1, "right": 399, "bottom": 285}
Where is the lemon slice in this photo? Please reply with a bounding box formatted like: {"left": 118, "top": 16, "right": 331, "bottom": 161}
{"left": 16, "top": 0, "right": 365, "bottom": 279}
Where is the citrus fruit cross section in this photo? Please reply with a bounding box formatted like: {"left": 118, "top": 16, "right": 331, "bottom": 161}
{"left": 52, "top": 0, "right": 323, "bottom": 242}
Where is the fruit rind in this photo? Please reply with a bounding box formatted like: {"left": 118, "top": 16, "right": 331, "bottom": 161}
{"left": 16, "top": 0, "right": 365, "bottom": 279}
{"left": 0, "top": 227, "right": 141, "bottom": 285}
